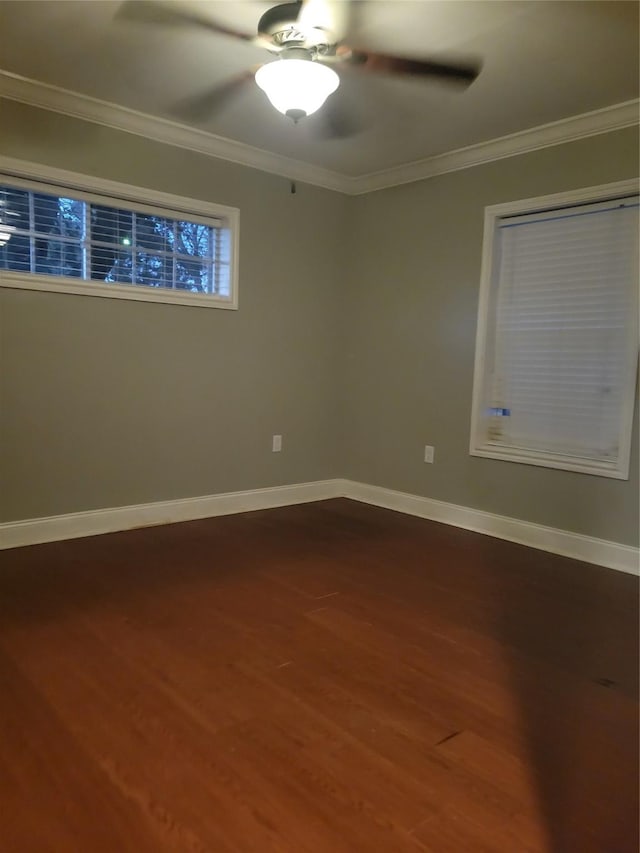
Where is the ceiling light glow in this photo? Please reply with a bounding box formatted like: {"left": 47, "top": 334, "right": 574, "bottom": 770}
{"left": 255, "top": 58, "right": 339, "bottom": 120}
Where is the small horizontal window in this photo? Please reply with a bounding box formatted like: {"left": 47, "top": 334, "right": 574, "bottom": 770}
{"left": 0, "top": 167, "right": 238, "bottom": 309}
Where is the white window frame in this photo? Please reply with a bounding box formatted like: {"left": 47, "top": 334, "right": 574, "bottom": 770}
{"left": 470, "top": 179, "right": 639, "bottom": 480}
{"left": 0, "top": 155, "right": 239, "bottom": 309}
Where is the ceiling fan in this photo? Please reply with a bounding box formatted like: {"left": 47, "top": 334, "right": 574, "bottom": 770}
{"left": 118, "top": 0, "right": 481, "bottom": 128}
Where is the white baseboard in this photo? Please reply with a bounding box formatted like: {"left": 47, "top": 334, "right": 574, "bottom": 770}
{"left": 1, "top": 477, "right": 637, "bottom": 576}
{"left": 0, "top": 479, "right": 343, "bottom": 550}
{"left": 342, "top": 480, "right": 639, "bottom": 576}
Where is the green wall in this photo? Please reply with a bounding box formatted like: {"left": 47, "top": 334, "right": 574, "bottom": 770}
{"left": 0, "top": 100, "right": 351, "bottom": 520}
{"left": 1, "top": 98, "right": 637, "bottom": 547}
{"left": 342, "top": 127, "right": 639, "bottom": 545}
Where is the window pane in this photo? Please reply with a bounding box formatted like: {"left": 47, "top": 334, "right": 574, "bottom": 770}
{"left": 33, "top": 192, "right": 83, "bottom": 239}
{"left": 103, "top": 249, "right": 133, "bottom": 284}
{"left": 135, "top": 213, "right": 174, "bottom": 254}
{"left": 58, "top": 198, "right": 84, "bottom": 239}
{"left": 0, "top": 234, "right": 31, "bottom": 272}
{"left": 90, "top": 204, "right": 132, "bottom": 281}
{"left": 175, "top": 257, "right": 210, "bottom": 292}
{"left": 90, "top": 245, "right": 115, "bottom": 281}
{"left": 0, "top": 187, "right": 29, "bottom": 232}
{"left": 135, "top": 252, "right": 174, "bottom": 289}
{"left": 91, "top": 205, "right": 133, "bottom": 247}
{"left": 176, "top": 221, "right": 212, "bottom": 259}
{"left": 35, "top": 238, "right": 82, "bottom": 278}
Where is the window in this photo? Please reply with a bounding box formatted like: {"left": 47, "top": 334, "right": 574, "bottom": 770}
{"left": 0, "top": 160, "right": 238, "bottom": 309}
{"left": 470, "top": 181, "right": 639, "bottom": 480}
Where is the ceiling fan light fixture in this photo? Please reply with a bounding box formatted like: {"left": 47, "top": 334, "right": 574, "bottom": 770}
{"left": 255, "top": 58, "right": 339, "bottom": 119}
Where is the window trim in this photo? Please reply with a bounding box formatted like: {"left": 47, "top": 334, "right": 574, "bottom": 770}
{"left": 469, "top": 178, "right": 639, "bottom": 480}
{"left": 0, "top": 155, "right": 240, "bottom": 309}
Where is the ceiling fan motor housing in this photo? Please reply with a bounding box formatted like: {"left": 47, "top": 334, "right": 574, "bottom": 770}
{"left": 258, "top": 1, "right": 333, "bottom": 53}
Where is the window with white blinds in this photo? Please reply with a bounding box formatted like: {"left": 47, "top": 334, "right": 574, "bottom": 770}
{"left": 470, "top": 183, "right": 639, "bottom": 479}
{"left": 0, "top": 162, "right": 239, "bottom": 309}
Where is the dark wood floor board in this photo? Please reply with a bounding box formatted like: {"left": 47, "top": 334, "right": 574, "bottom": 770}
{"left": 285, "top": 502, "right": 638, "bottom": 704}
{"left": 0, "top": 498, "right": 637, "bottom": 852}
{"left": 0, "top": 621, "right": 312, "bottom": 852}
{"left": 264, "top": 659, "right": 544, "bottom": 830}
{"left": 0, "top": 651, "right": 177, "bottom": 853}
{"left": 410, "top": 799, "right": 546, "bottom": 853}
{"left": 308, "top": 595, "right": 637, "bottom": 754}
{"left": 221, "top": 706, "right": 433, "bottom": 837}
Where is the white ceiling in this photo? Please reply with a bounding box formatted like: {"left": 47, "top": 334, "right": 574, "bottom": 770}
{"left": 0, "top": 0, "right": 637, "bottom": 178}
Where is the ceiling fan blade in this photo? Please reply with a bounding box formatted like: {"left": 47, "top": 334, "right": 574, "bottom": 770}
{"left": 310, "top": 77, "right": 369, "bottom": 140}
{"left": 170, "top": 69, "right": 257, "bottom": 123}
{"left": 116, "top": 1, "right": 268, "bottom": 47}
{"left": 339, "top": 46, "right": 480, "bottom": 86}
{"left": 297, "top": 0, "right": 348, "bottom": 41}
{"left": 314, "top": 101, "right": 364, "bottom": 140}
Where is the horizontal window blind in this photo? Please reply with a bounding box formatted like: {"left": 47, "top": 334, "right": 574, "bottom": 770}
{"left": 0, "top": 181, "right": 232, "bottom": 297}
{"left": 478, "top": 195, "right": 638, "bottom": 473}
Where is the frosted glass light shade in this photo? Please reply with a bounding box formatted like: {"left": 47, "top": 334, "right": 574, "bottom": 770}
{"left": 255, "top": 59, "right": 339, "bottom": 118}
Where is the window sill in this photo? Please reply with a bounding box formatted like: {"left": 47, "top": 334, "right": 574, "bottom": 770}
{"left": 0, "top": 271, "right": 238, "bottom": 310}
{"left": 469, "top": 443, "right": 629, "bottom": 480}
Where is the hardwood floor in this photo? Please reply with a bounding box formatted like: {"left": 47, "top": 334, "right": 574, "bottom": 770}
{"left": 0, "top": 498, "right": 637, "bottom": 852}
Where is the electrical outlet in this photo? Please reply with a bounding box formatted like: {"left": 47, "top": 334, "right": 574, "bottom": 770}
{"left": 272, "top": 434, "right": 282, "bottom": 452}
{"left": 424, "top": 445, "right": 435, "bottom": 464}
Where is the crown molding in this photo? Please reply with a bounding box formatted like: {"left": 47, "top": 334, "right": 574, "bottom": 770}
{"left": 348, "top": 99, "right": 640, "bottom": 194}
{"left": 0, "top": 70, "right": 349, "bottom": 194}
{"left": 0, "top": 70, "right": 637, "bottom": 196}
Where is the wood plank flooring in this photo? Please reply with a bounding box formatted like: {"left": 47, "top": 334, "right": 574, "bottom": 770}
{"left": 0, "top": 498, "right": 637, "bottom": 852}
